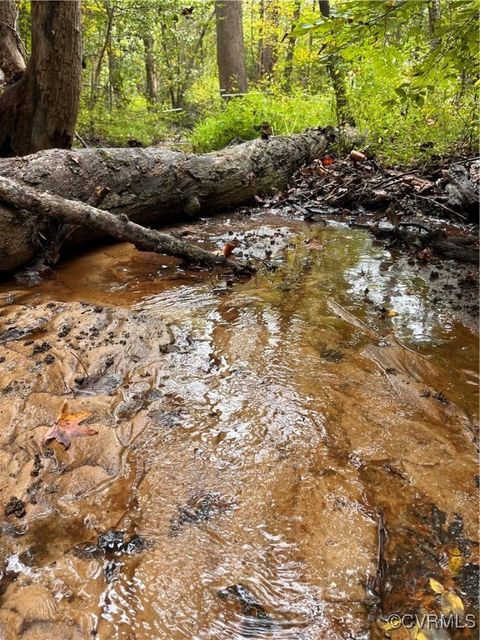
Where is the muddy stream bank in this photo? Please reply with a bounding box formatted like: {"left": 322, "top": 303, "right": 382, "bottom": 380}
{"left": 0, "top": 211, "right": 477, "bottom": 640}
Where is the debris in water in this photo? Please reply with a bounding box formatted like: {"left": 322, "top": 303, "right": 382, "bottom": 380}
{"left": 169, "top": 491, "right": 231, "bottom": 536}
{"left": 4, "top": 496, "right": 26, "bottom": 518}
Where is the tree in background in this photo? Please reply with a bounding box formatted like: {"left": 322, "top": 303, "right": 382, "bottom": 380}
{"left": 318, "top": 0, "right": 355, "bottom": 126}
{"left": 143, "top": 34, "right": 158, "bottom": 105}
{"left": 215, "top": 0, "right": 248, "bottom": 98}
{"left": 0, "top": 0, "right": 82, "bottom": 157}
{"left": 257, "top": 0, "right": 279, "bottom": 80}
{"left": 284, "top": 0, "right": 302, "bottom": 92}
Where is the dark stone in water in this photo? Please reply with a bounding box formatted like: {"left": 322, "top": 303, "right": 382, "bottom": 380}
{"left": 169, "top": 492, "right": 230, "bottom": 536}
{"left": 4, "top": 497, "right": 26, "bottom": 518}
{"left": 105, "top": 559, "right": 120, "bottom": 583}
{"left": 98, "top": 530, "right": 125, "bottom": 553}
{"left": 455, "top": 563, "right": 479, "bottom": 609}
{"left": 73, "top": 543, "right": 104, "bottom": 560}
{"left": 124, "top": 534, "right": 146, "bottom": 555}
{"left": 217, "top": 584, "right": 270, "bottom": 620}
{"left": 75, "top": 531, "right": 148, "bottom": 559}
{"left": 320, "top": 346, "right": 344, "bottom": 363}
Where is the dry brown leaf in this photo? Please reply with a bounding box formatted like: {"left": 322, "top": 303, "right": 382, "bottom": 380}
{"left": 44, "top": 406, "right": 98, "bottom": 449}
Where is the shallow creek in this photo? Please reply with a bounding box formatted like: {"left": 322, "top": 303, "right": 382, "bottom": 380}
{"left": 0, "top": 213, "right": 477, "bottom": 640}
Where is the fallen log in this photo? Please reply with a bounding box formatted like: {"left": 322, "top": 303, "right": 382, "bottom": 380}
{"left": 0, "top": 128, "right": 335, "bottom": 272}
{"left": 0, "top": 176, "right": 254, "bottom": 275}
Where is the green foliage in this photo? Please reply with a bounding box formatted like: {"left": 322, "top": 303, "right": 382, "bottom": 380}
{"left": 70, "top": 0, "right": 478, "bottom": 163}
{"left": 190, "top": 92, "right": 335, "bottom": 152}
{"left": 76, "top": 102, "right": 173, "bottom": 146}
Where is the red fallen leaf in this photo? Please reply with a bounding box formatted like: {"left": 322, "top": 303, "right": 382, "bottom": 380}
{"left": 321, "top": 155, "right": 334, "bottom": 166}
{"left": 222, "top": 240, "right": 239, "bottom": 257}
{"left": 44, "top": 405, "right": 98, "bottom": 449}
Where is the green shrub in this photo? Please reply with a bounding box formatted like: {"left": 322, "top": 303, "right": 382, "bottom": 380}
{"left": 190, "top": 91, "right": 336, "bottom": 152}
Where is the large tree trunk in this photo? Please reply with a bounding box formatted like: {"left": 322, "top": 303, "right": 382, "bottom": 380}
{"left": 0, "top": 0, "right": 82, "bottom": 157}
{"left": 215, "top": 0, "right": 248, "bottom": 98}
{"left": 0, "top": 0, "right": 26, "bottom": 86}
{"left": 0, "top": 129, "right": 334, "bottom": 272}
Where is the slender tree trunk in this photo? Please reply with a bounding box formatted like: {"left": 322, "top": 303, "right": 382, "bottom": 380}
{"left": 143, "top": 35, "right": 158, "bottom": 105}
{"left": 175, "top": 9, "right": 215, "bottom": 109}
{"left": 0, "top": 0, "right": 26, "bottom": 85}
{"left": 215, "top": 0, "right": 248, "bottom": 98}
{"left": 318, "top": 0, "right": 355, "bottom": 126}
{"left": 284, "top": 0, "right": 302, "bottom": 92}
{"left": 0, "top": 0, "right": 82, "bottom": 157}
{"left": 105, "top": 3, "right": 122, "bottom": 109}
{"left": 302, "top": 0, "right": 316, "bottom": 88}
{"left": 257, "top": 0, "right": 279, "bottom": 80}
{"left": 107, "top": 46, "right": 122, "bottom": 108}
{"left": 90, "top": 2, "right": 114, "bottom": 109}
{"left": 428, "top": 0, "right": 441, "bottom": 49}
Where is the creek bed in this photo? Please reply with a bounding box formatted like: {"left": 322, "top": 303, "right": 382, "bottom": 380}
{"left": 0, "top": 212, "right": 477, "bottom": 640}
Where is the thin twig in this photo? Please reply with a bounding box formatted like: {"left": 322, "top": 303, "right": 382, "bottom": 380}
{"left": 414, "top": 194, "right": 467, "bottom": 221}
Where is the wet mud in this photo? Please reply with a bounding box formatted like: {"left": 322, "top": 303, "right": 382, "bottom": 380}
{"left": 0, "top": 211, "right": 477, "bottom": 639}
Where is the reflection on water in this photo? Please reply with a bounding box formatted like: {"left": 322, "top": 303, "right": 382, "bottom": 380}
{"left": 0, "top": 220, "right": 477, "bottom": 640}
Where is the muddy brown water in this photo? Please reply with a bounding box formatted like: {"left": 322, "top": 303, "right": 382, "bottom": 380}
{"left": 0, "top": 213, "right": 477, "bottom": 640}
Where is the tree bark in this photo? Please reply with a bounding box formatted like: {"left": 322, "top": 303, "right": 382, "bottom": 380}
{"left": 143, "top": 35, "right": 158, "bottom": 105}
{"left": 0, "top": 0, "right": 26, "bottom": 85}
{"left": 90, "top": 2, "right": 114, "bottom": 110}
{"left": 0, "top": 129, "right": 334, "bottom": 272}
{"left": 215, "top": 0, "right": 248, "bottom": 98}
{"left": 0, "top": 0, "right": 82, "bottom": 157}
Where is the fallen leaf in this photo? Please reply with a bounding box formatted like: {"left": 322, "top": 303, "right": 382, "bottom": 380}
{"left": 440, "top": 590, "right": 464, "bottom": 616}
{"left": 384, "top": 309, "right": 399, "bottom": 318}
{"left": 377, "top": 616, "right": 401, "bottom": 633}
{"left": 44, "top": 406, "right": 97, "bottom": 449}
{"left": 448, "top": 555, "right": 463, "bottom": 575}
{"left": 321, "top": 155, "right": 334, "bottom": 166}
{"left": 429, "top": 577, "right": 444, "bottom": 594}
{"left": 447, "top": 546, "right": 463, "bottom": 576}
{"left": 222, "top": 240, "right": 239, "bottom": 257}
